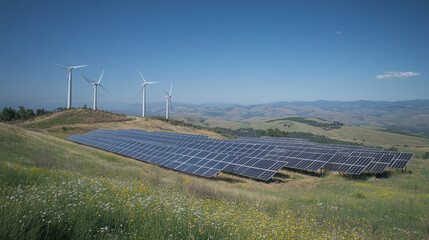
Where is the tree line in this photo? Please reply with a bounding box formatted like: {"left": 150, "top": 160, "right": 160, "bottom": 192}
{"left": 266, "top": 117, "right": 344, "bottom": 130}
{"left": 0, "top": 106, "right": 57, "bottom": 121}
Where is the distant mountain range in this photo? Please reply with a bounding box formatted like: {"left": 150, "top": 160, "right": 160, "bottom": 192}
{"left": 2, "top": 99, "right": 428, "bottom": 138}
{"left": 111, "top": 99, "right": 429, "bottom": 138}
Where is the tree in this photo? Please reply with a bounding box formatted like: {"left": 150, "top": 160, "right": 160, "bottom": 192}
{"left": 17, "top": 106, "right": 27, "bottom": 120}
{"left": 0, "top": 107, "right": 16, "bottom": 121}
{"left": 36, "top": 108, "right": 46, "bottom": 116}
{"left": 26, "top": 109, "right": 35, "bottom": 119}
{"left": 265, "top": 128, "right": 288, "bottom": 137}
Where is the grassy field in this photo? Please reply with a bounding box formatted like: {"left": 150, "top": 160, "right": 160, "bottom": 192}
{"left": 1, "top": 110, "right": 429, "bottom": 239}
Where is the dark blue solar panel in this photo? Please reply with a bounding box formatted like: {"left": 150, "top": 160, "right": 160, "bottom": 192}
{"left": 67, "top": 128, "right": 413, "bottom": 180}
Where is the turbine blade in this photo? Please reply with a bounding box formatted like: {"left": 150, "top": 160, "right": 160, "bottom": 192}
{"left": 98, "top": 69, "right": 105, "bottom": 84}
{"left": 147, "top": 81, "right": 158, "bottom": 84}
{"left": 162, "top": 89, "right": 169, "bottom": 95}
{"left": 71, "top": 65, "right": 88, "bottom": 69}
{"left": 99, "top": 84, "right": 109, "bottom": 93}
{"left": 169, "top": 82, "right": 173, "bottom": 96}
{"left": 137, "top": 70, "right": 147, "bottom": 84}
{"left": 169, "top": 97, "right": 173, "bottom": 110}
{"left": 55, "top": 63, "right": 68, "bottom": 70}
{"left": 82, "top": 74, "right": 94, "bottom": 84}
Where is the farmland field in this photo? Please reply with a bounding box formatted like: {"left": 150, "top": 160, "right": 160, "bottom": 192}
{"left": 1, "top": 110, "right": 429, "bottom": 239}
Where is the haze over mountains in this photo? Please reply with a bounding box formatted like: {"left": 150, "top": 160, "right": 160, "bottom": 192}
{"left": 112, "top": 99, "right": 429, "bottom": 138}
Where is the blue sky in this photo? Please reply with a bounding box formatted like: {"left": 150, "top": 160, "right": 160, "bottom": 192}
{"left": 0, "top": 0, "right": 428, "bottom": 109}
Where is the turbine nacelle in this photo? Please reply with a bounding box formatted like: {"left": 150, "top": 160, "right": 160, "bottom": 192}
{"left": 138, "top": 70, "right": 158, "bottom": 86}
{"left": 83, "top": 69, "right": 106, "bottom": 88}
{"left": 162, "top": 82, "right": 173, "bottom": 98}
{"left": 142, "top": 82, "right": 158, "bottom": 86}
{"left": 56, "top": 64, "right": 88, "bottom": 71}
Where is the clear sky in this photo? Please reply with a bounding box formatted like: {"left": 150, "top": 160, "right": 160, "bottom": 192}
{"left": 0, "top": 0, "right": 428, "bottom": 108}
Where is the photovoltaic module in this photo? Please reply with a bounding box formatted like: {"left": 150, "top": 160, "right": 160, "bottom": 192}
{"left": 67, "top": 129, "right": 413, "bottom": 181}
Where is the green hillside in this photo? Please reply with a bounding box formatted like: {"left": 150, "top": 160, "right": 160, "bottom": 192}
{"left": 1, "top": 111, "right": 429, "bottom": 239}
{"left": 21, "top": 108, "right": 132, "bottom": 128}
{"left": 16, "top": 109, "right": 227, "bottom": 139}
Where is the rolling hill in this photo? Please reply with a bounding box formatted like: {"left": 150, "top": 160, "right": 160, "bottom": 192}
{"left": 1, "top": 109, "right": 428, "bottom": 239}
{"left": 115, "top": 99, "right": 429, "bottom": 138}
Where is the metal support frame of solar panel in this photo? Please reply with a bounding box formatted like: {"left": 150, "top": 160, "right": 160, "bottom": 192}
{"left": 67, "top": 130, "right": 237, "bottom": 178}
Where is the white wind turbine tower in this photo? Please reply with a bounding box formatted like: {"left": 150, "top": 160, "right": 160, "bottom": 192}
{"left": 138, "top": 70, "right": 158, "bottom": 117}
{"left": 162, "top": 83, "right": 173, "bottom": 119}
{"left": 56, "top": 61, "right": 87, "bottom": 109}
{"left": 82, "top": 70, "right": 108, "bottom": 110}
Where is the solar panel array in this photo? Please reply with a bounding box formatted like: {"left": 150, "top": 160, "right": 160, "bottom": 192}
{"left": 67, "top": 129, "right": 414, "bottom": 181}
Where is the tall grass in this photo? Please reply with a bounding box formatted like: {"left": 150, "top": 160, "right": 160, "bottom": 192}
{"left": 1, "top": 123, "right": 429, "bottom": 239}
{"left": 1, "top": 163, "right": 366, "bottom": 239}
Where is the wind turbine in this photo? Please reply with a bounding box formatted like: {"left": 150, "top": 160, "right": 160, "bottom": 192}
{"left": 138, "top": 70, "right": 158, "bottom": 117}
{"left": 82, "top": 70, "right": 108, "bottom": 110}
{"left": 162, "top": 83, "right": 173, "bottom": 119}
{"left": 56, "top": 61, "right": 87, "bottom": 109}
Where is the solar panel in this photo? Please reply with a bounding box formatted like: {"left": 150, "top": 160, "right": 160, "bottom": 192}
{"left": 323, "top": 155, "right": 373, "bottom": 174}
{"left": 67, "top": 130, "right": 237, "bottom": 178}
{"left": 67, "top": 129, "right": 414, "bottom": 180}
{"left": 389, "top": 152, "right": 414, "bottom": 169}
